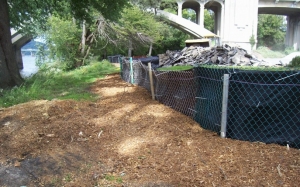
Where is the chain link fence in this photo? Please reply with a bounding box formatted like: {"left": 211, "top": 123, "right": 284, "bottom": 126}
{"left": 226, "top": 69, "right": 300, "bottom": 147}
{"left": 120, "top": 58, "right": 300, "bottom": 149}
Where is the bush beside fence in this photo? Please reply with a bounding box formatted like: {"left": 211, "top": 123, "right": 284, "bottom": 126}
{"left": 120, "top": 57, "right": 300, "bottom": 149}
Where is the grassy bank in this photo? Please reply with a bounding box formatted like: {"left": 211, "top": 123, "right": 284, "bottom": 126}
{"left": 0, "top": 60, "right": 119, "bottom": 108}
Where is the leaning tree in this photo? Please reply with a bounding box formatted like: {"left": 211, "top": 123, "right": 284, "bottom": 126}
{"left": 0, "top": 0, "right": 129, "bottom": 89}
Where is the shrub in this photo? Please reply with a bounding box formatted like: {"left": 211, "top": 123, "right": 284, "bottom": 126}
{"left": 289, "top": 56, "right": 300, "bottom": 67}
{"left": 272, "top": 42, "right": 285, "bottom": 51}
{"left": 284, "top": 47, "right": 296, "bottom": 55}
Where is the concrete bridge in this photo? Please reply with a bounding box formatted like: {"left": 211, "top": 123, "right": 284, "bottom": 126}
{"left": 21, "top": 49, "right": 38, "bottom": 56}
{"left": 11, "top": 29, "right": 32, "bottom": 69}
{"left": 163, "top": 0, "right": 300, "bottom": 51}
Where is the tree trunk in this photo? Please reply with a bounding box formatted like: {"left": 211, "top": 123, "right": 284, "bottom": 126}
{"left": 148, "top": 43, "right": 153, "bottom": 56}
{"left": 81, "top": 20, "right": 86, "bottom": 56}
{"left": 0, "top": 0, "right": 23, "bottom": 89}
{"left": 128, "top": 39, "right": 133, "bottom": 57}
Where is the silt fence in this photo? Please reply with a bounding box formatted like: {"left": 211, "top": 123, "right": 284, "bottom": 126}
{"left": 120, "top": 58, "right": 300, "bottom": 148}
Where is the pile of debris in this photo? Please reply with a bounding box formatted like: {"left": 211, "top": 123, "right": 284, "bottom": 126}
{"left": 158, "top": 44, "right": 283, "bottom": 67}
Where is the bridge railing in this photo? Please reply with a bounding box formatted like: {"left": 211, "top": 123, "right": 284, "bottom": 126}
{"left": 120, "top": 58, "right": 300, "bottom": 149}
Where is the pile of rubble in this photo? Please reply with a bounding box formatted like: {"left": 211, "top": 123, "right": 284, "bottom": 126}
{"left": 158, "top": 44, "right": 283, "bottom": 67}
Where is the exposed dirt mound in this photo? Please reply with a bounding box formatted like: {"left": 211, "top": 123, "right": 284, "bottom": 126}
{"left": 0, "top": 74, "right": 299, "bottom": 187}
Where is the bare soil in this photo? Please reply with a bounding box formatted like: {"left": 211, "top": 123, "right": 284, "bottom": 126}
{"left": 0, "top": 73, "right": 299, "bottom": 187}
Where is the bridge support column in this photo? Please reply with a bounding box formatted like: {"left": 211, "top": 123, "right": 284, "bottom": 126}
{"left": 220, "top": 4, "right": 224, "bottom": 42}
{"left": 177, "top": 1, "right": 183, "bottom": 18}
{"left": 286, "top": 15, "right": 300, "bottom": 51}
{"left": 214, "top": 7, "right": 222, "bottom": 37}
{"left": 199, "top": 2, "right": 204, "bottom": 27}
{"left": 223, "top": 0, "right": 258, "bottom": 52}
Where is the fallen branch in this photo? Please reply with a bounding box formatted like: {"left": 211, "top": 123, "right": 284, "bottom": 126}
{"left": 98, "top": 130, "right": 103, "bottom": 138}
{"left": 277, "top": 164, "right": 283, "bottom": 177}
{"left": 219, "top": 166, "right": 227, "bottom": 180}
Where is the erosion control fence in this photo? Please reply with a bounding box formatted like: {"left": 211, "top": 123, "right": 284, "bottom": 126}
{"left": 120, "top": 59, "right": 300, "bottom": 149}
{"left": 107, "top": 55, "right": 122, "bottom": 63}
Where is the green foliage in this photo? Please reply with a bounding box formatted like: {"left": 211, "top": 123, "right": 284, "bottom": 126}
{"left": 249, "top": 34, "right": 256, "bottom": 50}
{"left": 64, "top": 174, "right": 72, "bottom": 182}
{"left": 44, "top": 16, "right": 81, "bottom": 70}
{"left": 182, "top": 9, "right": 196, "bottom": 22}
{"left": 113, "top": 5, "right": 165, "bottom": 55}
{"left": 35, "top": 44, "right": 48, "bottom": 67}
{"left": 131, "top": 0, "right": 176, "bottom": 11}
{"left": 181, "top": 9, "right": 214, "bottom": 32}
{"left": 284, "top": 47, "right": 296, "bottom": 55}
{"left": 153, "top": 26, "right": 189, "bottom": 54}
{"left": 157, "top": 65, "right": 193, "bottom": 71}
{"left": 204, "top": 10, "right": 214, "bottom": 33}
{"left": 0, "top": 60, "right": 119, "bottom": 108}
{"left": 120, "top": 6, "right": 163, "bottom": 41}
{"left": 257, "top": 14, "right": 286, "bottom": 48}
{"left": 255, "top": 46, "right": 286, "bottom": 58}
{"left": 104, "top": 174, "right": 123, "bottom": 183}
{"left": 289, "top": 56, "right": 300, "bottom": 67}
{"left": 8, "top": 0, "right": 130, "bottom": 34}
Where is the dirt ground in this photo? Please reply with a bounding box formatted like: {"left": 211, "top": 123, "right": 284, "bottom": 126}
{"left": 0, "top": 73, "right": 299, "bottom": 187}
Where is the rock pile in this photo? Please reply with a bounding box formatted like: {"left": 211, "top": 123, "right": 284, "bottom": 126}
{"left": 158, "top": 44, "right": 283, "bottom": 67}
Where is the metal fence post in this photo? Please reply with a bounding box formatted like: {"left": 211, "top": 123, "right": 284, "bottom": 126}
{"left": 220, "top": 74, "right": 230, "bottom": 138}
{"left": 119, "top": 57, "right": 123, "bottom": 78}
{"left": 129, "top": 57, "right": 134, "bottom": 84}
{"left": 148, "top": 62, "right": 155, "bottom": 100}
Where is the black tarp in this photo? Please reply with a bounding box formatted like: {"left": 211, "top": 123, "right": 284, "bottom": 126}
{"left": 193, "top": 67, "right": 228, "bottom": 132}
{"left": 193, "top": 67, "right": 300, "bottom": 148}
{"left": 133, "top": 56, "right": 159, "bottom": 69}
{"left": 227, "top": 70, "right": 300, "bottom": 148}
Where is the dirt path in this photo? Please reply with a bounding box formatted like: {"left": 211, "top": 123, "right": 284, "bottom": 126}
{"left": 0, "top": 74, "right": 299, "bottom": 187}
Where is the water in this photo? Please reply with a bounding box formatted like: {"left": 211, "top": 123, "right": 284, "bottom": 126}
{"left": 20, "top": 56, "right": 39, "bottom": 78}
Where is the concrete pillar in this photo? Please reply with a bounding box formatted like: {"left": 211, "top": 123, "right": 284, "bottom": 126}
{"left": 214, "top": 9, "right": 218, "bottom": 35}
{"left": 196, "top": 11, "right": 199, "bottom": 24}
{"left": 217, "top": 7, "right": 222, "bottom": 36}
{"left": 199, "top": 3, "right": 205, "bottom": 27}
{"left": 285, "top": 16, "right": 299, "bottom": 50}
{"left": 222, "top": 0, "right": 258, "bottom": 51}
{"left": 285, "top": 16, "right": 290, "bottom": 47}
{"left": 293, "top": 18, "right": 300, "bottom": 50}
{"left": 177, "top": 1, "right": 183, "bottom": 18}
{"left": 220, "top": 3, "right": 224, "bottom": 42}
{"left": 196, "top": 3, "right": 201, "bottom": 25}
{"left": 252, "top": 0, "right": 259, "bottom": 50}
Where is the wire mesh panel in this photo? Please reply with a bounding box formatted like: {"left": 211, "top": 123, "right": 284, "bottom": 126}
{"left": 133, "top": 63, "right": 147, "bottom": 88}
{"left": 108, "top": 55, "right": 122, "bottom": 63}
{"left": 139, "top": 64, "right": 151, "bottom": 92}
{"left": 155, "top": 70, "right": 196, "bottom": 117}
{"left": 227, "top": 70, "right": 300, "bottom": 148}
{"left": 121, "top": 59, "right": 154, "bottom": 92}
{"left": 193, "top": 66, "right": 228, "bottom": 132}
{"left": 121, "top": 60, "right": 131, "bottom": 83}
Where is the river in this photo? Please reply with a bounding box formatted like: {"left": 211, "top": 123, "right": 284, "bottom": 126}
{"left": 20, "top": 56, "right": 39, "bottom": 78}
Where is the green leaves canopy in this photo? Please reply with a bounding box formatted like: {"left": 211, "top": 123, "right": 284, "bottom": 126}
{"left": 113, "top": 6, "right": 164, "bottom": 51}
{"left": 8, "top": 0, "right": 130, "bottom": 33}
{"left": 257, "top": 14, "right": 285, "bottom": 48}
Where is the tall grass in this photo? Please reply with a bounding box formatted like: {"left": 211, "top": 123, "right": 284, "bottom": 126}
{"left": 0, "top": 60, "right": 119, "bottom": 108}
